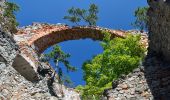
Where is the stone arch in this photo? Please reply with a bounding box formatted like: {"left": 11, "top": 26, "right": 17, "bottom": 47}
{"left": 14, "top": 24, "right": 127, "bottom": 82}
{"left": 12, "top": 54, "right": 39, "bottom": 82}
{"left": 28, "top": 26, "right": 125, "bottom": 54}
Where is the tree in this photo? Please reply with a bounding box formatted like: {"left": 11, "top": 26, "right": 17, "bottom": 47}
{"left": 132, "top": 7, "right": 149, "bottom": 32}
{"left": 43, "top": 45, "right": 77, "bottom": 86}
{"left": 64, "top": 4, "right": 99, "bottom": 26}
{"left": 76, "top": 31, "right": 146, "bottom": 99}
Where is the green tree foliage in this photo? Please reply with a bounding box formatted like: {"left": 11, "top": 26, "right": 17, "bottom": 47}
{"left": 0, "top": 1, "right": 19, "bottom": 33}
{"left": 132, "top": 7, "right": 149, "bottom": 32}
{"left": 64, "top": 4, "right": 99, "bottom": 26}
{"left": 76, "top": 32, "right": 146, "bottom": 99}
{"left": 43, "top": 45, "right": 77, "bottom": 86}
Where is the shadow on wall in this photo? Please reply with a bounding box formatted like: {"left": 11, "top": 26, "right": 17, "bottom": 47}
{"left": 144, "top": 0, "right": 170, "bottom": 99}
{"left": 144, "top": 55, "right": 170, "bottom": 100}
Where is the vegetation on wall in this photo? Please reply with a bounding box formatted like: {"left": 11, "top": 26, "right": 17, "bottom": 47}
{"left": 64, "top": 4, "right": 99, "bottom": 26}
{"left": 132, "top": 7, "right": 149, "bottom": 32}
{"left": 76, "top": 31, "right": 146, "bottom": 99}
{"left": 0, "top": 1, "right": 19, "bottom": 33}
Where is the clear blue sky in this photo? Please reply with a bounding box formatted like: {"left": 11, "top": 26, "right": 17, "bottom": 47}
{"left": 9, "top": 0, "right": 148, "bottom": 87}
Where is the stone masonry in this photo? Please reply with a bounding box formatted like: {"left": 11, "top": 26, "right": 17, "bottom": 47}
{"left": 104, "top": 65, "right": 153, "bottom": 100}
{"left": 104, "top": 1, "right": 170, "bottom": 100}
{"left": 15, "top": 23, "right": 127, "bottom": 53}
{"left": 148, "top": 0, "right": 170, "bottom": 61}
{"left": 146, "top": 0, "right": 170, "bottom": 99}
{"left": 13, "top": 23, "right": 138, "bottom": 82}
{"left": 0, "top": 31, "right": 80, "bottom": 100}
{"left": 3, "top": 0, "right": 170, "bottom": 99}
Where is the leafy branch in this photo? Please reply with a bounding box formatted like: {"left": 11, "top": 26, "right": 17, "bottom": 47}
{"left": 64, "top": 4, "right": 99, "bottom": 26}
{"left": 42, "top": 45, "right": 76, "bottom": 86}
{"left": 132, "top": 7, "right": 149, "bottom": 32}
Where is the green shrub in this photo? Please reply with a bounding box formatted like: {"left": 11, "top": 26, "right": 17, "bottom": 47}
{"left": 76, "top": 31, "right": 146, "bottom": 99}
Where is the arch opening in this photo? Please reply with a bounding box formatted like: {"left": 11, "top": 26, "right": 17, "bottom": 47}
{"left": 33, "top": 27, "right": 105, "bottom": 54}
{"left": 43, "top": 39, "right": 103, "bottom": 87}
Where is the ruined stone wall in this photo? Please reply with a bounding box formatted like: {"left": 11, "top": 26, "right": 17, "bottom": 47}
{"left": 144, "top": 0, "right": 170, "bottom": 99}
{"left": 104, "top": 1, "right": 170, "bottom": 100}
{"left": 0, "top": 31, "right": 80, "bottom": 99}
{"left": 103, "top": 65, "right": 153, "bottom": 100}
{"left": 148, "top": 0, "right": 170, "bottom": 61}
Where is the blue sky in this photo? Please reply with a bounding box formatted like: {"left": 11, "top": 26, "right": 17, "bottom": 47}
{"left": 10, "top": 0, "right": 148, "bottom": 86}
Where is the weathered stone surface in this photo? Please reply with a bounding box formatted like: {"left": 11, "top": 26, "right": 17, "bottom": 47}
{"left": 148, "top": 0, "right": 170, "bottom": 61}
{"left": 1, "top": 1, "right": 163, "bottom": 99}
{"left": 12, "top": 54, "right": 39, "bottom": 81}
{"left": 0, "top": 23, "right": 150, "bottom": 99}
{"left": 104, "top": 66, "right": 153, "bottom": 100}
{"left": 146, "top": 0, "right": 170, "bottom": 99}
{"left": 104, "top": 56, "right": 170, "bottom": 100}
{"left": 0, "top": 31, "right": 80, "bottom": 100}
{"left": 144, "top": 56, "right": 170, "bottom": 100}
